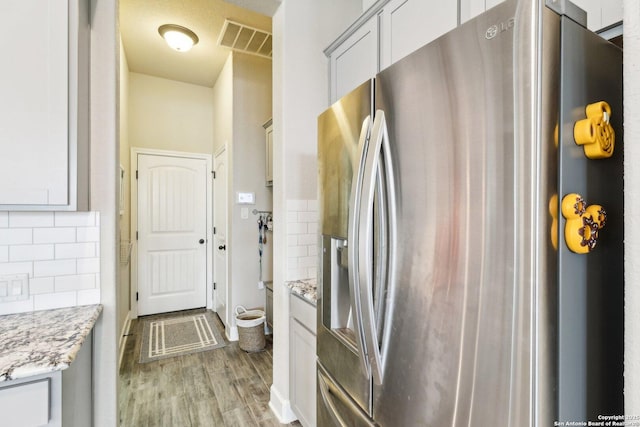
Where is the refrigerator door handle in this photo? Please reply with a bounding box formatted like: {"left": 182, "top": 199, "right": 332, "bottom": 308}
{"left": 317, "top": 367, "right": 350, "bottom": 427}
{"left": 358, "top": 109, "right": 397, "bottom": 385}
{"left": 348, "top": 115, "right": 372, "bottom": 378}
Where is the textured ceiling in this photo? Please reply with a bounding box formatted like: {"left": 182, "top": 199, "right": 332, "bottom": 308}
{"left": 120, "top": 0, "right": 272, "bottom": 88}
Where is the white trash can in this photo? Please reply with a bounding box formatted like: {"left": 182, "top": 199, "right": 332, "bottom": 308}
{"left": 235, "top": 306, "right": 266, "bottom": 352}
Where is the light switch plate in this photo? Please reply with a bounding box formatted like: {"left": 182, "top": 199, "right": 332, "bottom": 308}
{"left": 0, "top": 274, "right": 29, "bottom": 303}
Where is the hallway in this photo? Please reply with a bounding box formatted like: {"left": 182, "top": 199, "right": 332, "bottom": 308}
{"left": 119, "top": 310, "right": 301, "bottom": 426}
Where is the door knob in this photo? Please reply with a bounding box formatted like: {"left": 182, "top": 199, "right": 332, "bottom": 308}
{"left": 218, "top": 245, "right": 226, "bottom": 250}
{"left": 199, "top": 239, "right": 205, "bottom": 244}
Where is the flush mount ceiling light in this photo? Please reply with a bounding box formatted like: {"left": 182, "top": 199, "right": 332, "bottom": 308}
{"left": 158, "top": 24, "right": 199, "bottom": 52}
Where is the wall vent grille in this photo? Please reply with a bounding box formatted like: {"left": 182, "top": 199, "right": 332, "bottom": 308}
{"left": 217, "top": 19, "right": 272, "bottom": 59}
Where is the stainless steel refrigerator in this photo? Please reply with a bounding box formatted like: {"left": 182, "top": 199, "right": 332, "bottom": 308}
{"left": 317, "top": 0, "right": 623, "bottom": 425}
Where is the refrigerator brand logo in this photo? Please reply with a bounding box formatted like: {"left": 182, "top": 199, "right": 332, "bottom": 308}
{"left": 485, "top": 18, "right": 515, "bottom": 40}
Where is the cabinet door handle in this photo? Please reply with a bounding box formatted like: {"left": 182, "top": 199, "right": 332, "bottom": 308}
{"left": 199, "top": 239, "right": 205, "bottom": 244}
{"left": 218, "top": 245, "right": 226, "bottom": 250}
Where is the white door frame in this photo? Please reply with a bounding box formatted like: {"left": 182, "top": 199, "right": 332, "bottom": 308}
{"left": 130, "top": 147, "right": 213, "bottom": 319}
{"left": 213, "top": 144, "right": 229, "bottom": 327}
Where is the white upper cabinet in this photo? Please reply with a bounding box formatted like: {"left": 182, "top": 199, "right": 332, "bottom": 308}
{"left": 572, "top": 0, "right": 623, "bottom": 31}
{"left": 329, "top": 16, "right": 378, "bottom": 103}
{"left": 462, "top": 0, "right": 622, "bottom": 31}
{"left": 327, "top": 0, "right": 456, "bottom": 103}
{"left": 0, "top": 0, "right": 90, "bottom": 211}
{"left": 379, "top": 0, "right": 457, "bottom": 70}
{"left": 460, "top": 0, "right": 506, "bottom": 24}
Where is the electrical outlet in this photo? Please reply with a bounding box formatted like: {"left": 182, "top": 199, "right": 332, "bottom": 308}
{"left": 0, "top": 274, "right": 29, "bottom": 303}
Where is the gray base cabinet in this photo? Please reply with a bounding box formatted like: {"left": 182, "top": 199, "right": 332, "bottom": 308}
{"left": 0, "top": 332, "right": 93, "bottom": 427}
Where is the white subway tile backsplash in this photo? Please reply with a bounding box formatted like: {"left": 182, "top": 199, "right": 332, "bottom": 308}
{"left": 55, "top": 274, "right": 96, "bottom": 292}
{"left": 308, "top": 245, "right": 318, "bottom": 256}
{"left": 287, "top": 223, "right": 307, "bottom": 235}
{"left": 0, "top": 211, "right": 101, "bottom": 315}
{"left": 297, "top": 233, "right": 317, "bottom": 246}
{"left": 288, "top": 245, "right": 308, "bottom": 257}
{"left": 76, "top": 227, "right": 100, "bottom": 242}
{"left": 34, "top": 291, "right": 77, "bottom": 311}
{"left": 0, "top": 229, "right": 33, "bottom": 245}
{"left": 286, "top": 199, "right": 319, "bottom": 280}
{"left": 298, "top": 211, "right": 318, "bottom": 223}
{"left": 77, "top": 288, "right": 100, "bottom": 306}
{"left": 299, "top": 256, "right": 317, "bottom": 268}
{"left": 34, "top": 259, "right": 76, "bottom": 277}
{"left": 287, "top": 199, "right": 308, "bottom": 211}
{"left": 0, "top": 262, "right": 33, "bottom": 277}
{"left": 286, "top": 268, "right": 307, "bottom": 281}
{"left": 33, "top": 228, "right": 76, "bottom": 244}
{"left": 287, "top": 257, "right": 299, "bottom": 270}
{"left": 54, "top": 212, "right": 96, "bottom": 227}
{"left": 9, "top": 245, "right": 54, "bottom": 262}
{"left": 0, "top": 297, "right": 34, "bottom": 316}
{"left": 77, "top": 258, "right": 100, "bottom": 274}
{"left": 29, "top": 277, "right": 54, "bottom": 295}
{"left": 8, "top": 212, "right": 55, "bottom": 228}
{"left": 55, "top": 242, "right": 96, "bottom": 259}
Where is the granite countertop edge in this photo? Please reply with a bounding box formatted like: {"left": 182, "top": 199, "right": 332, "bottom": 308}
{"left": 0, "top": 304, "right": 103, "bottom": 383}
{"left": 286, "top": 278, "right": 317, "bottom": 306}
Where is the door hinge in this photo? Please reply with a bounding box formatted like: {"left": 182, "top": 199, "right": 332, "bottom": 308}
{"left": 212, "top": 171, "right": 216, "bottom": 179}
{"left": 136, "top": 170, "right": 138, "bottom": 180}
{"left": 213, "top": 282, "right": 217, "bottom": 290}
{"left": 136, "top": 292, "right": 139, "bottom": 301}
{"left": 213, "top": 227, "right": 216, "bottom": 235}
{"left": 136, "top": 231, "right": 138, "bottom": 240}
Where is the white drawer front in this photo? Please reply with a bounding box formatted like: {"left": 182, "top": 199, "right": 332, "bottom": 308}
{"left": 291, "top": 293, "right": 317, "bottom": 335}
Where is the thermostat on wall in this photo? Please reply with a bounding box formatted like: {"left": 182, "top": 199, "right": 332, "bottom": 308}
{"left": 236, "top": 192, "right": 255, "bottom": 204}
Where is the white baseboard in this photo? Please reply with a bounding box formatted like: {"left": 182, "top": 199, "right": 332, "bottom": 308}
{"left": 118, "top": 311, "right": 132, "bottom": 369}
{"left": 269, "top": 384, "right": 297, "bottom": 424}
{"left": 227, "top": 325, "right": 239, "bottom": 341}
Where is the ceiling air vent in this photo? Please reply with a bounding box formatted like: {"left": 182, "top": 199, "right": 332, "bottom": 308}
{"left": 217, "top": 19, "right": 272, "bottom": 59}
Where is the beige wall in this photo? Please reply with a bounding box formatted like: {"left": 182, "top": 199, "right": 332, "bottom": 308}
{"left": 213, "top": 56, "right": 233, "bottom": 156}
{"left": 230, "top": 53, "right": 273, "bottom": 319}
{"left": 129, "top": 72, "right": 214, "bottom": 154}
{"left": 212, "top": 53, "right": 274, "bottom": 336}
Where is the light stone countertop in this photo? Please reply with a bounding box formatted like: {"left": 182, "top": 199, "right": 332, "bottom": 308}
{"left": 0, "top": 304, "right": 102, "bottom": 382}
{"left": 286, "top": 278, "right": 317, "bottom": 305}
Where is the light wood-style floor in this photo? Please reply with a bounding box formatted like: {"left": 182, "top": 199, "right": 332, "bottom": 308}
{"left": 119, "top": 309, "right": 302, "bottom": 426}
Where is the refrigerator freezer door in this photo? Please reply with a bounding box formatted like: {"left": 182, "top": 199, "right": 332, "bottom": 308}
{"left": 371, "top": 2, "right": 550, "bottom": 425}
{"left": 317, "top": 364, "right": 375, "bottom": 427}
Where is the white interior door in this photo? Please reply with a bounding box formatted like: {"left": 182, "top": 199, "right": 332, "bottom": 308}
{"left": 137, "top": 153, "right": 208, "bottom": 316}
{"left": 213, "top": 148, "right": 228, "bottom": 326}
